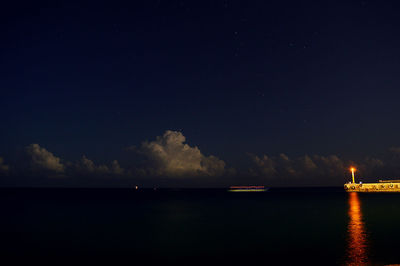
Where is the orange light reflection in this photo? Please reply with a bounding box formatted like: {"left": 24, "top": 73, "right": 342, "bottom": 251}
{"left": 346, "top": 192, "right": 369, "bottom": 265}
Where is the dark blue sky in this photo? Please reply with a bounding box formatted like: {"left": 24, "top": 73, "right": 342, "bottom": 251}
{"left": 2, "top": 1, "right": 400, "bottom": 186}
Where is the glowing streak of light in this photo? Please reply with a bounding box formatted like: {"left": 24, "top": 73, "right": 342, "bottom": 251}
{"left": 346, "top": 192, "right": 369, "bottom": 265}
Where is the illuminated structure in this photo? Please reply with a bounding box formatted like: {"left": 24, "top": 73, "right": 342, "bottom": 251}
{"left": 344, "top": 167, "right": 400, "bottom": 192}
{"left": 228, "top": 186, "right": 268, "bottom": 192}
{"left": 351, "top": 167, "right": 355, "bottom": 184}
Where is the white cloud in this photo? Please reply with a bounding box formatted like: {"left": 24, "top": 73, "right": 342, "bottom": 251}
{"left": 138, "top": 130, "right": 225, "bottom": 177}
{"left": 25, "top": 144, "right": 64, "bottom": 173}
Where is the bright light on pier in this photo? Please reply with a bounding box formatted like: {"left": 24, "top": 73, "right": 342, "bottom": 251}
{"left": 350, "top": 167, "right": 356, "bottom": 183}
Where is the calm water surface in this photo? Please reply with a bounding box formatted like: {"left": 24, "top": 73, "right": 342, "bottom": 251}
{"left": 1, "top": 188, "right": 400, "bottom": 265}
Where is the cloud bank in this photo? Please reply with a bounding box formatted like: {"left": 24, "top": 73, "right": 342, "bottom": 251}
{"left": 11, "top": 131, "right": 226, "bottom": 179}
{"left": 137, "top": 130, "right": 226, "bottom": 177}
{"left": 4, "top": 131, "right": 400, "bottom": 187}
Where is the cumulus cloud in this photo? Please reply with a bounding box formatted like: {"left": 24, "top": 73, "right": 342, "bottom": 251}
{"left": 111, "top": 160, "right": 124, "bottom": 175}
{"left": 0, "top": 157, "right": 9, "bottom": 175}
{"left": 71, "top": 156, "right": 124, "bottom": 176}
{"left": 249, "top": 153, "right": 348, "bottom": 179}
{"left": 137, "top": 130, "right": 226, "bottom": 177}
{"left": 74, "top": 155, "right": 109, "bottom": 174}
{"left": 24, "top": 144, "right": 65, "bottom": 174}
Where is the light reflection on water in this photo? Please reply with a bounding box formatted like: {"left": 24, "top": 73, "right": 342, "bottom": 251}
{"left": 346, "top": 192, "right": 369, "bottom": 265}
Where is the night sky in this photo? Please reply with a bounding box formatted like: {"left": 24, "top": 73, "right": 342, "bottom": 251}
{"left": 2, "top": 0, "right": 400, "bottom": 187}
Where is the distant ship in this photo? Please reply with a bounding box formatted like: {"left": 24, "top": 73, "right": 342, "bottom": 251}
{"left": 344, "top": 167, "right": 400, "bottom": 192}
{"left": 228, "top": 186, "right": 268, "bottom": 192}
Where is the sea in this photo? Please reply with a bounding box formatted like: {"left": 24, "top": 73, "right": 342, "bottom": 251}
{"left": 1, "top": 187, "right": 400, "bottom": 265}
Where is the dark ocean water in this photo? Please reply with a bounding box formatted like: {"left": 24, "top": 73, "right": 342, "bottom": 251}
{"left": 1, "top": 187, "right": 400, "bottom": 265}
